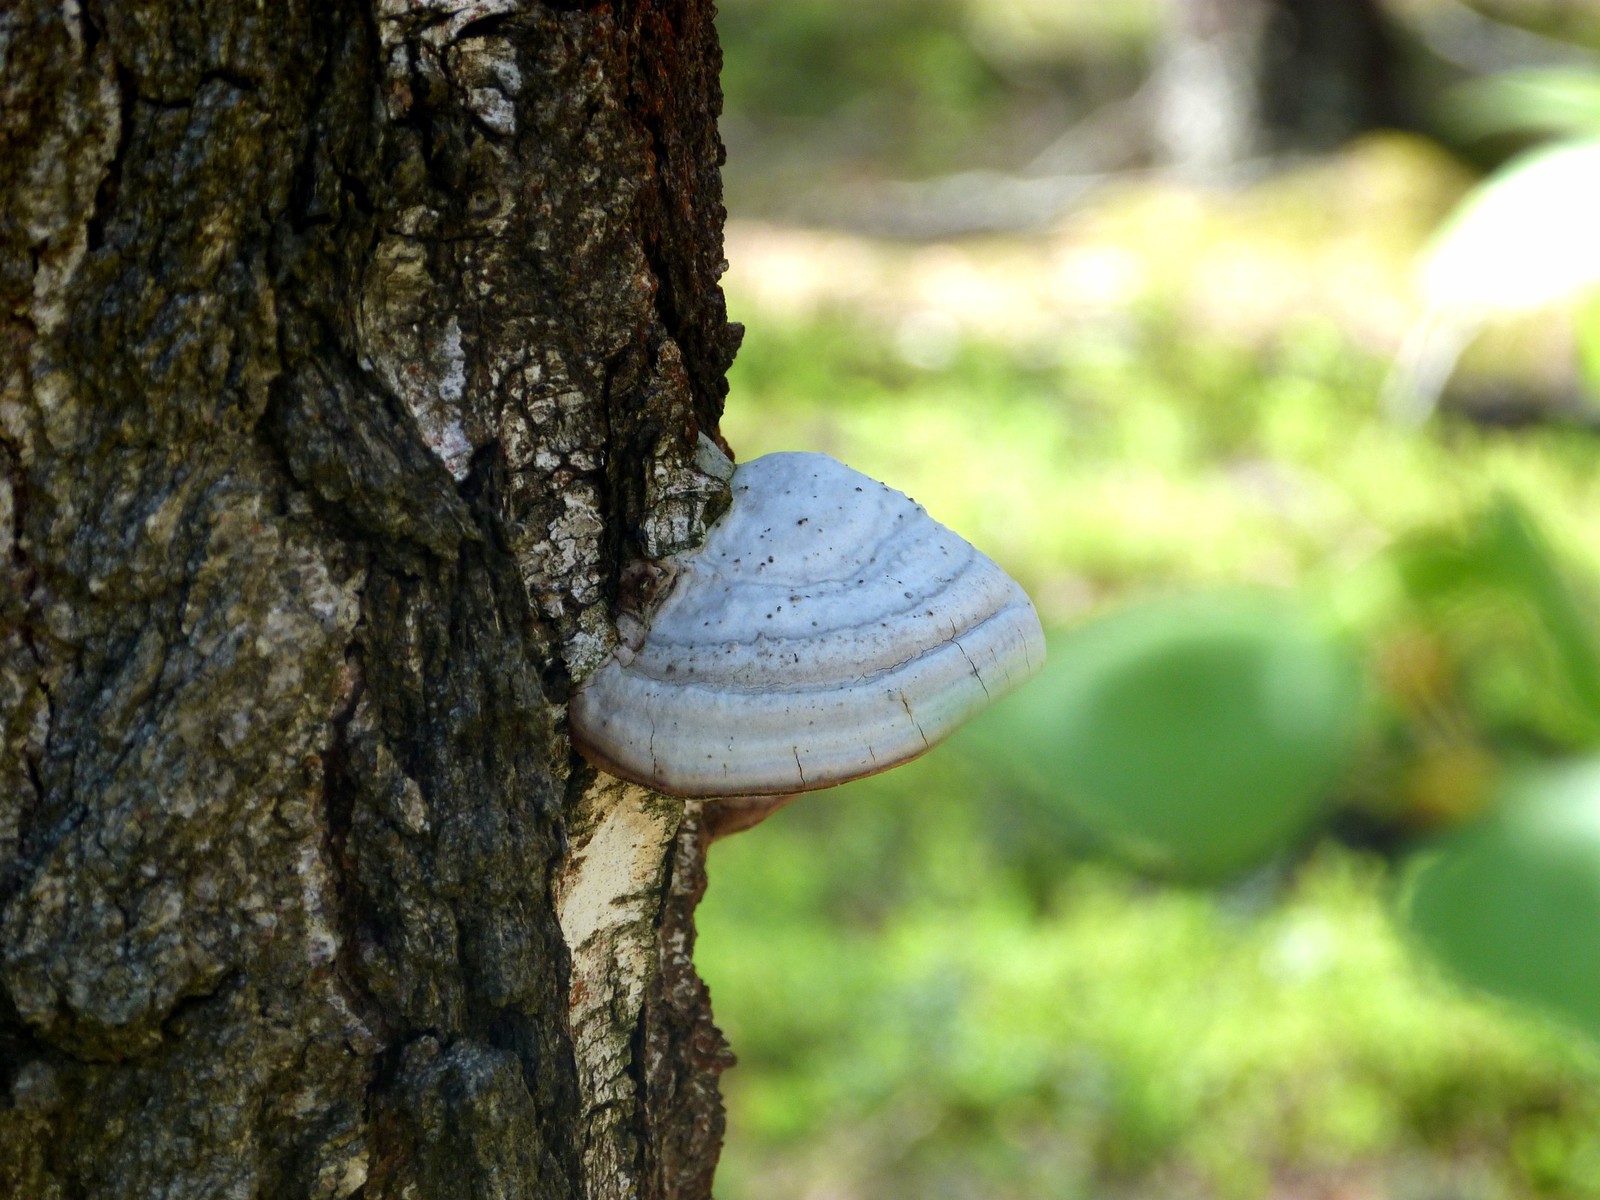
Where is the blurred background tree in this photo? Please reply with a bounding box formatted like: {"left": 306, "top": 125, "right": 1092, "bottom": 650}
{"left": 1153, "top": 0, "right": 1405, "bottom": 171}
{"left": 699, "top": 2, "right": 1600, "bottom": 1198}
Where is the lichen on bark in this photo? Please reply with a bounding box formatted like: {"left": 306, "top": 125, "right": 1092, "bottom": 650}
{"left": 0, "top": 0, "right": 742, "bottom": 1196}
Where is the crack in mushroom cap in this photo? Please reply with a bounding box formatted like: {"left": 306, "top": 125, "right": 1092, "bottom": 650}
{"left": 570, "top": 451, "right": 1046, "bottom": 796}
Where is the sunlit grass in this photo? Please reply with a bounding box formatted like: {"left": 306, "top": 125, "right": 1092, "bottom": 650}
{"left": 704, "top": 299, "right": 1600, "bottom": 1199}
{"left": 721, "top": 309, "right": 1600, "bottom": 623}
{"left": 702, "top": 125, "right": 1600, "bottom": 1200}
{"left": 704, "top": 839, "right": 1600, "bottom": 1200}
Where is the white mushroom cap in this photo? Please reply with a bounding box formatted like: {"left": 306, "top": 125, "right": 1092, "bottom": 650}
{"left": 571, "top": 451, "right": 1045, "bottom": 797}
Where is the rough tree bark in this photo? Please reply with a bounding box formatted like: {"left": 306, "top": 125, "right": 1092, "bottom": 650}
{"left": 1, "top": 2, "right": 740, "bottom": 1197}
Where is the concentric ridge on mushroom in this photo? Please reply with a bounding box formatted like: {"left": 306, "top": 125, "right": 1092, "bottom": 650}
{"left": 570, "top": 451, "right": 1046, "bottom": 797}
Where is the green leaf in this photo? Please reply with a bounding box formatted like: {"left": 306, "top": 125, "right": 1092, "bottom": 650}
{"left": 1403, "top": 758, "right": 1600, "bottom": 1042}
{"left": 983, "top": 591, "right": 1363, "bottom": 879}
{"left": 1443, "top": 69, "right": 1600, "bottom": 143}
{"left": 1577, "top": 288, "right": 1600, "bottom": 398}
{"left": 1480, "top": 497, "right": 1600, "bottom": 727}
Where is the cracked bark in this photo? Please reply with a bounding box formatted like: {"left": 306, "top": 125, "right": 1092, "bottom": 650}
{"left": 1, "top": 1, "right": 740, "bottom": 1197}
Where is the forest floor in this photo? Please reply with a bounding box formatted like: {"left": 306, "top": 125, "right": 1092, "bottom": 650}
{"left": 700, "top": 134, "right": 1600, "bottom": 1200}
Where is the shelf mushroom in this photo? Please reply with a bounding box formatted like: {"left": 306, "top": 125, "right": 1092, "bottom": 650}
{"left": 570, "top": 451, "right": 1045, "bottom": 809}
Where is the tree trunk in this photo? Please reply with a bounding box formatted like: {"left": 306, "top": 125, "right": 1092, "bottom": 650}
{"left": 0, "top": 2, "right": 741, "bottom": 1197}
{"left": 1155, "top": 0, "right": 1405, "bottom": 172}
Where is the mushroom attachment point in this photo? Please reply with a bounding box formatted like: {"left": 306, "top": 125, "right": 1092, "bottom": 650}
{"left": 571, "top": 451, "right": 1046, "bottom": 797}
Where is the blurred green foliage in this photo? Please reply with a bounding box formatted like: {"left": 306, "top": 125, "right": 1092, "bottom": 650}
{"left": 1385, "top": 497, "right": 1600, "bottom": 755}
{"left": 965, "top": 593, "right": 1363, "bottom": 879}
{"left": 715, "top": 0, "right": 1155, "bottom": 209}
{"left": 716, "top": 0, "right": 1018, "bottom": 197}
{"left": 704, "top": 8, "right": 1600, "bottom": 1199}
{"left": 706, "top": 843, "right": 1600, "bottom": 1200}
{"left": 722, "top": 304, "right": 1600, "bottom": 600}
{"left": 1405, "top": 760, "right": 1600, "bottom": 1046}
{"left": 705, "top": 302, "right": 1600, "bottom": 1198}
{"left": 1442, "top": 69, "right": 1600, "bottom": 143}
{"left": 719, "top": 0, "right": 1003, "bottom": 129}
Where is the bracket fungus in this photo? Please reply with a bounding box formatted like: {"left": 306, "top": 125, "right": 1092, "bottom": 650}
{"left": 571, "top": 451, "right": 1045, "bottom": 798}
